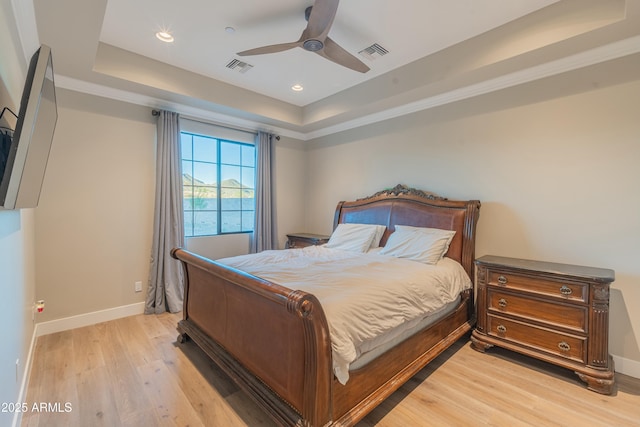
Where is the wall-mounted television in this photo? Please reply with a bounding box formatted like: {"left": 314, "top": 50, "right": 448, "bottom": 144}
{"left": 0, "top": 44, "right": 58, "bottom": 210}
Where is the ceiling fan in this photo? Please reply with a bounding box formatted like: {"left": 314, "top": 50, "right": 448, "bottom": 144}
{"left": 237, "top": 0, "right": 370, "bottom": 73}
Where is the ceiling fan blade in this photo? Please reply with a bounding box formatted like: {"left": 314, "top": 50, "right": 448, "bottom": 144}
{"left": 305, "top": 0, "right": 340, "bottom": 39}
{"left": 237, "top": 41, "right": 300, "bottom": 56}
{"left": 319, "top": 37, "right": 370, "bottom": 73}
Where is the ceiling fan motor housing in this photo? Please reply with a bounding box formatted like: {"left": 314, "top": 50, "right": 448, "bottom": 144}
{"left": 303, "top": 39, "right": 324, "bottom": 51}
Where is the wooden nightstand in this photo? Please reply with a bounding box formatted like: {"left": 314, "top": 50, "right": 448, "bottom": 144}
{"left": 471, "top": 255, "right": 615, "bottom": 394}
{"left": 285, "top": 233, "right": 330, "bottom": 249}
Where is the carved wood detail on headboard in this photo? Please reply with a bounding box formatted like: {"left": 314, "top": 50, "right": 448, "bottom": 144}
{"left": 358, "top": 184, "right": 447, "bottom": 201}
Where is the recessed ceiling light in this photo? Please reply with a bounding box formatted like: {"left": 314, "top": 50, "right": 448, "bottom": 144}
{"left": 291, "top": 84, "right": 304, "bottom": 92}
{"left": 225, "top": 26, "right": 236, "bottom": 34}
{"left": 156, "top": 31, "right": 174, "bottom": 43}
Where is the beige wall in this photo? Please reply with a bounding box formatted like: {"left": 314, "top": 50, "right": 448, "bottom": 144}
{"left": 34, "top": 90, "right": 308, "bottom": 321}
{"left": 0, "top": 208, "right": 36, "bottom": 427}
{"left": 305, "top": 78, "right": 640, "bottom": 370}
{"left": 271, "top": 135, "right": 309, "bottom": 248}
{"left": 34, "top": 90, "right": 156, "bottom": 322}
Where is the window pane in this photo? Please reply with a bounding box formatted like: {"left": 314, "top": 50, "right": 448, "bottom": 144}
{"left": 194, "top": 211, "right": 217, "bottom": 236}
{"left": 242, "top": 145, "right": 255, "bottom": 167}
{"left": 192, "top": 186, "right": 217, "bottom": 210}
{"left": 182, "top": 160, "right": 193, "bottom": 180}
{"left": 221, "top": 141, "right": 241, "bottom": 165}
{"left": 241, "top": 167, "right": 255, "bottom": 189}
{"left": 221, "top": 165, "right": 240, "bottom": 183}
{"left": 221, "top": 211, "right": 241, "bottom": 233}
{"left": 193, "top": 162, "right": 217, "bottom": 186}
{"left": 242, "top": 210, "right": 254, "bottom": 232}
{"left": 184, "top": 211, "right": 194, "bottom": 237}
{"left": 241, "top": 196, "right": 254, "bottom": 210}
{"left": 181, "top": 134, "right": 193, "bottom": 160}
{"left": 221, "top": 189, "right": 241, "bottom": 210}
{"left": 183, "top": 189, "right": 194, "bottom": 210}
{"left": 193, "top": 135, "right": 217, "bottom": 163}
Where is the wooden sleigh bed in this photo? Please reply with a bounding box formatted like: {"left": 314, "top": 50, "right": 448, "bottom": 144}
{"left": 172, "top": 185, "right": 481, "bottom": 426}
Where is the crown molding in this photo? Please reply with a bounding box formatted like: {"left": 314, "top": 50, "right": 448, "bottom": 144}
{"left": 54, "top": 34, "right": 640, "bottom": 142}
{"left": 54, "top": 75, "right": 307, "bottom": 141}
{"left": 304, "top": 35, "right": 640, "bottom": 140}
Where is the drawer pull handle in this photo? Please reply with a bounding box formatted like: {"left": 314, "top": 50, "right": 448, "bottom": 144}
{"left": 497, "top": 275, "right": 508, "bottom": 285}
{"left": 560, "top": 285, "right": 572, "bottom": 296}
{"left": 498, "top": 298, "right": 507, "bottom": 308}
{"left": 558, "top": 341, "right": 571, "bottom": 352}
{"left": 496, "top": 325, "right": 507, "bottom": 333}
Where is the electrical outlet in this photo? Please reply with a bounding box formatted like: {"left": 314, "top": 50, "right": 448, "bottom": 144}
{"left": 135, "top": 281, "right": 142, "bottom": 292}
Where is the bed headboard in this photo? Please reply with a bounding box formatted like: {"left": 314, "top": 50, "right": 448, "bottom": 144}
{"left": 333, "top": 184, "right": 481, "bottom": 278}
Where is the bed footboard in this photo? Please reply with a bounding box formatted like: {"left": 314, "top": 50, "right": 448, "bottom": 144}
{"left": 172, "top": 248, "right": 333, "bottom": 427}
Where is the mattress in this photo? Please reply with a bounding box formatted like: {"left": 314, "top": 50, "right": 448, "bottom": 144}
{"left": 349, "top": 296, "right": 460, "bottom": 370}
{"left": 217, "top": 245, "right": 471, "bottom": 384}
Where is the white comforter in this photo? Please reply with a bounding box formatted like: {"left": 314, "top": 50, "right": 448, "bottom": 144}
{"left": 217, "top": 246, "right": 471, "bottom": 384}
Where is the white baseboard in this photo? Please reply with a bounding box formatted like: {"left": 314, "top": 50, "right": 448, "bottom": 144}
{"left": 35, "top": 301, "right": 145, "bottom": 337}
{"left": 12, "top": 325, "right": 38, "bottom": 427}
{"left": 613, "top": 354, "right": 640, "bottom": 379}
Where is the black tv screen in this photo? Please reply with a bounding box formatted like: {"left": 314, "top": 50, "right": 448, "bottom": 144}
{"left": 0, "top": 44, "right": 57, "bottom": 209}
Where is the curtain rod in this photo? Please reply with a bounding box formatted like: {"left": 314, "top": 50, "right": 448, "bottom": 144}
{"left": 151, "top": 109, "right": 280, "bottom": 140}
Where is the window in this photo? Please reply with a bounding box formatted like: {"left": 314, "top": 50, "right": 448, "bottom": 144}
{"left": 181, "top": 130, "right": 256, "bottom": 237}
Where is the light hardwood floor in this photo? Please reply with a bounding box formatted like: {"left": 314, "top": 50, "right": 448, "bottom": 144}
{"left": 22, "top": 312, "right": 640, "bottom": 427}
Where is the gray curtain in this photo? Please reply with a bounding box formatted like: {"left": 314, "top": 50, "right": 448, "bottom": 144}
{"left": 250, "top": 131, "right": 276, "bottom": 253}
{"left": 145, "top": 110, "right": 185, "bottom": 314}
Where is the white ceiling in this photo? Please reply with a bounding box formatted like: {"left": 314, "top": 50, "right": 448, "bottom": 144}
{"left": 21, "top": 0, "right": 640, "bottom": 139}
{"left": 99, "top": 0, "right": 558, "bottom": 106}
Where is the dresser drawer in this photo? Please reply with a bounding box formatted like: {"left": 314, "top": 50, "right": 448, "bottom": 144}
{"left": 488, "top": 289, "right": 587, "bottom": 333}
{"left": 487, "top": 315, "right": 586, "bottom": 364}
{"left": 487, "top": 270, "right": 587, "bottom": 303}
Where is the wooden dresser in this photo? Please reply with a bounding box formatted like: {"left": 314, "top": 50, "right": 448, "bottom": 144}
{"left": 471, "top": 255, "right": 615, "bottom": 394}
{"left": 285, "top": 232, "right": 330, "bottom": 249}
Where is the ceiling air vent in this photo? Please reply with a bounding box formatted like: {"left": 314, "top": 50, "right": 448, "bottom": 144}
{"left": 226, "top": 59, "right": 253, "bottom": 73}
{"left": 358, "top": 43, "right": 389, "bottom": 61}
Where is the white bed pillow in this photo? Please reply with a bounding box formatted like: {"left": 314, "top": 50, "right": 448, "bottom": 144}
{"left": 379, "top": 225, "right": 456, "bottom": 264}
{"left": 394, "top": 225, "right": 454, "bottom": 236}
{"left": 369, "top": 224, "right": 386, "bottom": 249}
{"left": 325, "top": 223, "right": 386, "bottom": 253}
